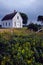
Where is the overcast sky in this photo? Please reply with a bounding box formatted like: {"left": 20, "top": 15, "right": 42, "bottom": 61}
{"left": 0, "top": 0, "right": 43, "bottom": 22}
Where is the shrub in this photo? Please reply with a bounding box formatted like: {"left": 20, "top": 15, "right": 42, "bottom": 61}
{"left": 0, "top": 32, "right": 43, "bottom": 65}
{"left": 28, "top": 23, "right": 41, "bottom": 31}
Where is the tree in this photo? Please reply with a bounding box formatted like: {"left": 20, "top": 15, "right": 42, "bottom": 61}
{"left": 37, "top": 15, "right": 43, "bottom": 26}
{"left": 20, "top": 13, "right": 28, "bottom": 25}
{"left": 37, "top": 15, "right": 43, "bottom": 30}
{"left": 37, "top": 15, "right": 43, "bottom": 23}
{"left": 28, "top": 23, "right": 38, "bottom": 31}
{"left": 28, "top": 23, "right": 41, "bottom": 31}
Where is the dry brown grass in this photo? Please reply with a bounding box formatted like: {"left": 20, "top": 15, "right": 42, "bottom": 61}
{"left": 0, "top": 28, "right": 43, "bottom": 36}
{"left": 0, "top": 28, "right": 34, "bottom": 35}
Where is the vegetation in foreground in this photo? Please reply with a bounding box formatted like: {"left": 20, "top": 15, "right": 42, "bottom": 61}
{"left": 0, "top": 29, "right": 43, "bottom": 65}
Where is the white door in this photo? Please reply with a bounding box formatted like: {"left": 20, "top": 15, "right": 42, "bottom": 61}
{"left": 16, "top": 22, "right": 20, "bottom": 28}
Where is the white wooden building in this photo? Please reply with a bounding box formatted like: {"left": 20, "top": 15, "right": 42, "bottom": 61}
{"left": 1, "top": 12, "right": 25, "bottom": 28}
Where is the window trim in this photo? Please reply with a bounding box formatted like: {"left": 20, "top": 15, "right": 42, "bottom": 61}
{"left": 9, "top": 23, "right": 10, "bottom": 26}
{"left": 6, "top": 22, "right": 7, "bottom": 26}
{"left": 3, "top": 23, "right": 4, "bottom": 26}
{"left": 17, "top": 16, "right": 19, "bottom": 19}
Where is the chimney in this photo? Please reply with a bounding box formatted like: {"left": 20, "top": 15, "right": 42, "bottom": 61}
{"left": 14, "top": 10, "right": 16, "bottom": 13}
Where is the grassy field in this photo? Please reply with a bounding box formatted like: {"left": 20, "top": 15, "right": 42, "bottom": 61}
{"left": 0, "top": 28, "right": 43, "bottom": 35}
{"left": 0, "top": 28, "right": 34, "bottom": 35}
{"left": 0, "top": 28, "right": 43, "bottom": 65}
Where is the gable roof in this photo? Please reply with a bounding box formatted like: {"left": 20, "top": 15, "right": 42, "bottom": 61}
{"left": 2, "top": 12, "right": 17, "bottom": 21}
{"left": 1, "top": 12, "right": 27, "bottom": 21}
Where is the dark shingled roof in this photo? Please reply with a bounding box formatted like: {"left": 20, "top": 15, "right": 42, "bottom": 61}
{"left": 2, "top": 12, "right": 17, "bottom": 21}
{"left": 2, "top": 12, "right": 27, "bottom": 21}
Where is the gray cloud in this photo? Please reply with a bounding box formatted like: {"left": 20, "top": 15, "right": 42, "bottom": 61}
{"left": 0, "top": 0, "right": 43, "bottom": 21}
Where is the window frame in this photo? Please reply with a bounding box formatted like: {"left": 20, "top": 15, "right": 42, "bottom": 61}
{"left": 17, "top": 16, "right": 19, "bottom": 19}
{"left": 3, "top": 23, "right": 4, "bottom": 26}
{"left": 9, "top": 23, "right": 10, "bottom": 26}
{"left": 6, "top": 22, "right": 7, "bottom": 26}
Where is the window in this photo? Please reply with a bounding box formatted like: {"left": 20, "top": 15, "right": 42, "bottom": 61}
{"left": 3, "top": 23, "right": 4, "bottom": 26}
{"left": 17, "top": 16, "right": 19, "bottom": 19}
{"left": 14, "top": 22, "right": 16, "bottom": 26}
{"left": 20, "top": 23, "right": 21, "bottom": 26}
{"left": 9, "top": 23, "right": 10, "bottom": 26}
{"left": 6, "top": 22, "right": 7, "bottom": 26}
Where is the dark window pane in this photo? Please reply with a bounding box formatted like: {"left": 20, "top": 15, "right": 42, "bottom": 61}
{"left": 3, "top": 23, "right": 4, "bottom": 26}
{"left": 6, "top": 22, "right": 7, "bottom": 26}
{"left": 9, "top": 23, "right": 10, "bottom": 26}
{"left": 17, "top": 16, "right": 19, "bottom": 19}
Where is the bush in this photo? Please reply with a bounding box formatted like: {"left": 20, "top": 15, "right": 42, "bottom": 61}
{"left": 28, "top": 23, "right": 41, "bottom": 31}
{"left": 0, "top": 32, "right": 43, "bottom": 65}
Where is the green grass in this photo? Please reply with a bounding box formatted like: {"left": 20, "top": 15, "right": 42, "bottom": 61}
{"left": 0, "top": 28, "right": 43, "bottom": 65}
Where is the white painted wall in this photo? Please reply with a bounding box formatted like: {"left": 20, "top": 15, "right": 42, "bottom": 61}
{"left": 2, "top": 20, "right": 13, "bottom": 28}
{"left": 12, "top": 12, "right": 23, "bottom": 28}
